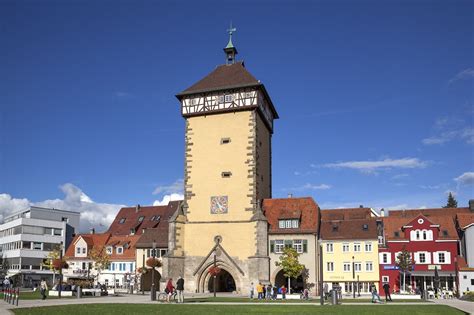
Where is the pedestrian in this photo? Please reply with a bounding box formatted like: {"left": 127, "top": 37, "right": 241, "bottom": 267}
{"left": 383, "top": 282, "right": 392, "bottom": 301}
{"left": 272, "top": 285, "right": 278, "bottom": 300}
{"left": 165, "top": 278, "right": 174, "bottom": 303}
{"left": 3, "top": 278, "right": 10, "bottom": 290}
{"left": 176, "top": 276, "right": 185, "bottom": 303}
{"left": 249, "top": 282, "right": 254, "bottom": 299}
{"left": 281, "top": 285, "right": 287, "bottom": 300}
{"left": 266, "top": 283, "right": 272, "bottom": 300}
{"left": 40, "top": 279, "right": 48, "bottom": 300}
{"left": 370, "top": 283, "right": 382, "bottom": 303}
{"left": 324, "top": 283, "right": 329, "bottom": 300}
{"left": 302, "top": 288, "right": 309, "bottom": 300}
{"left": 257, "top": 282, "right": 264, "bottom": 300}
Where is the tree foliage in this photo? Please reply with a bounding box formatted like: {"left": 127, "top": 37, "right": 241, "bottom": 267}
{"left": 89, "top": 246, "right": 110, "bottom": 277}
{"left": 42, "top": 248, "right": 61, "bottom": 271}
{"left": 444, "top": 192, "right": 458, "bottom": 208}
{"left": 396, "top": 248, "right": 413, "bottom": 273}
{"left": 275, "top": 247, "right": 305, "bottom": 280}
{"left": 146, "top": 257, "right": 162, "bottom": 268}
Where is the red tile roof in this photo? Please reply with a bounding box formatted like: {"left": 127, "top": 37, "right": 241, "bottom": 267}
{"left": 457, "top": 213, "right": 474, "bottom": 230}
{"left": 263, "top": 197, "right": 319, "bottom": 234}
{"left": 321, "top": 208, "right": 375, "bottom": 221}
{"left": 320, "top": 218, "right": 378, "bottom": 240}
{"left": 105, "top": 234, "right": 141, "bottom": 260}
{"left": 107, "top": 201, "right": 181, "bottom": 236}
{"left": 178, "top": 62, "right": 259, "bottom": 95}
{"left": 135, "top": 225, "right": 169, "bottom": 249}
{"left": 388, "top": 207, "right": 469, "bottom": 219}
{"left": 382, "top": 214, "right": 459, "bottom": 241}
{"left": 64, "top": 233, "right": 111, "bottom": 260}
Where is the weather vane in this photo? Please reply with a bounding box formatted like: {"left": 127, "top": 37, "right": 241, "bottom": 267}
{"left": 227, "top": 22, "right": 236, "bottom": 39}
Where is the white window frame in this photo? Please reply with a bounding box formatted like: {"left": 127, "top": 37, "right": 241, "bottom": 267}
{"left": 116, "top": 246, "right": 123, "bottom": 255}
{"left": 380, "top": 252, "right": 391, "bottom": 264}
{"left": 326, "top": 243, "right": 334, "bottom": 253}
{"left": 327, "top": 262, "right": 334, "bottom": 272}
{"left": 225, "top": 95, "right": 233, "bottom": 102}
{"left": 275, "top": 240, "right": 284, "bottom": 254}
{"left": 293, "top": 240, "right": 303, "bottom": 253}
{"left": 354, "top": 262, "right": 362, "bottom": 272}
{"left": 342, "top": 243, "right": 350, "bottom": 252}
{"left": 365, "top": 242, "right": 372, "bottom": 252}
{"left": 343, "top": 262, "right": 351, "bottom": 272}
{"left": 278, "top": 220, "right": 285, "bottom": 228}
{"left": 291, "top": 219, "right": 299, "bottom": 228}
{"left": 382, "top": 276, "right": 389, "bottom": 283}
{"left": 353, "top": 243, "right": 361, "bottom": 252}
{"left": 365, "top": 261, "right": 373, "bottom": 272}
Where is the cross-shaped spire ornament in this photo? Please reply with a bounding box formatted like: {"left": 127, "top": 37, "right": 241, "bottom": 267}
{"left": 224, "top": 22, "right": 238, "bottom": 64}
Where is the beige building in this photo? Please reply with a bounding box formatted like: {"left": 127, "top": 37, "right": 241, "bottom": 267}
{"left": 162, "top": 32, "right": 278, "bottom": 294}
{"left": 264, "top": 197, "right": 321, "bottom": 294}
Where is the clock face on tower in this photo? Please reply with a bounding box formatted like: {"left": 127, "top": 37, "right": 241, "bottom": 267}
{"left": 210, "top": 196, "right": 228, "bottom": 214}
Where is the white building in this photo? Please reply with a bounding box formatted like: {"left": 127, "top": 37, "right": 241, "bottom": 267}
{"left": 457, "top": 209, "right": 474, "bottom": 296}
{"left": 0, "top": 206, "right": 80, "bottom": 287}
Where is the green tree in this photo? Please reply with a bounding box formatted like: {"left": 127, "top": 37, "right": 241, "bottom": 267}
{"left": 89, "top": 246, "right": 110, "bottom": 284}
{"left": 444, "top": 192, "right": 458, "bottom": 208}
{"left": 396, "top": 248, "right": 413, "bottom": 293}
{"left": 41, "top": 248, "right": 61, "bottom": 284}
{"left": 275, "top": 247, "right": 305, "bottom": 294}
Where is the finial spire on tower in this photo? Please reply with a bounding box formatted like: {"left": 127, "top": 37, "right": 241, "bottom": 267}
{"left": 224, "top": 22, "right": 238, "bottom": 64}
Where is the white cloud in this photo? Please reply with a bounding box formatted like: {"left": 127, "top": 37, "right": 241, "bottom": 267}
{"left": 152, "top": 179, "right": 183, "bottom": 195}
{"left": 449, "top": 68, "right": 474, "bottom": 84}
{"left": 323, "top": 158, "right": 428, "bottom": 172}
{"left": 286, "top": 183, "right": 332, "bottom": 191}
{"left": 0, "top": 184, "right": 125, "bottom": 233}
{"left": 153, "top": 193, "right": 184, "bottom": 206}
{"left": 391, "top": 173, "right": 409, "bottom": 180}
{"left": 422, "top": 128, "right": 474, "bottom": 145}
{"left": 454, "top": 172, "right": 474, "bottom": 185}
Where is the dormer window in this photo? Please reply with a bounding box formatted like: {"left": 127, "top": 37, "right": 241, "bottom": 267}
{"left": 442, "top": 230, "right": 448, "bottom": 236}
{"left": 362, "top": 224, "right": 368, "bottom": 230}
{"left": 130, "top": 228, "right": 135, "bottom": 235}
{"left": 278, "top": 219, "right": 299, "bottom": 229}
{"left": 394, "top": 231, "right": 400, "bottom": 237}
{"left": 332, "top": 225, "right": 338, "bottom": 232}
{"left": 119, "top": 218, "right": 126, "bottom": 224}
{"left": 106, "top": 247, "right": 112, "bottom": 255}
{"left": 116, "top": 247, "right": 123, "bottom": 254}
{"left": 138, "top": 216, "right": 144, "bottom": 223}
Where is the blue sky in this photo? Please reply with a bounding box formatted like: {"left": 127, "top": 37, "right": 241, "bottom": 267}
{"left": 1, "top": 0, "right": 473, "bottom": 231}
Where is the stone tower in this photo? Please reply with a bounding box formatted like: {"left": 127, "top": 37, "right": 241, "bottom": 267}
{"left": 162, "top": 29, "right": 278, "bottom": 294}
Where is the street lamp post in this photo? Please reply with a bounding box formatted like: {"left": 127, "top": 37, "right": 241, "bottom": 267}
{"left": 352, "top": 256, "right": 355, "bottom": 299}
{"left": 213, "top": 251, "right": 217, "bottom": 298}
{"left": 151, "top": 240, "right": 156, "bottom": 301}
{"left": 58, "top": 242, "right": 63, "bottom": 299}
{"left": 142, "top": 252, "right": 145, "bottom": 295}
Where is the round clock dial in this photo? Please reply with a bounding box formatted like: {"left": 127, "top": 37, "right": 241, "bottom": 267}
{"left": 210, "top": 196, "right": 228, "bottom": 214}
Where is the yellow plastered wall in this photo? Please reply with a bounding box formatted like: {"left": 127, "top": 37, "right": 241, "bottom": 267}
{"left": 184, "top": 222, "right": 257, "bottom": 259}
{"left": 322, "top": 240, "right": 380, "bottom": 282}
{"left": 255, "top": 112, "right": 271, "bottom": 200}
{"left": 186, "top": 111, "right": 254, "bottom": 222}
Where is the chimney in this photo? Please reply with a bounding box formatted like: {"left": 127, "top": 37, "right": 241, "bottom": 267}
{"left": 469, "top": 200, "right": 474, "bottom": 212}
{"left": 90, "top": 228, "right": 95, "bottom": 235}
{"left": 380, "top": 208, "right": 385, "bottom": 217}
{"left": 359, "top": 205, "right": 364, "bottom": 208}
{"left": 136, "top": 204, "right": 141, "bottom": 213}
{"left": 288, "top": 193, "right": 293, "bottom": 198}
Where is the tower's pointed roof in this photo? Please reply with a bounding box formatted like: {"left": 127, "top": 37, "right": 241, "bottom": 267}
{"left": 177, "top": 61, "right": 259, "bottom": 96}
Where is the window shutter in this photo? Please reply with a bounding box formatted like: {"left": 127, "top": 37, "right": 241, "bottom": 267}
{"left": 303, "top": 240, "right": 308, "bottom": 253}
{"left": 414, "top": 252, "right": 419, "bottom": 263}
{"left": 433, "top": 252, "right": 438, "bottom": 264}
{"left": 270, "top": 240, "right": 275, "bottom": 253}
{"left": 445, "top": 252, "right": 451, "bottom": 264}
{"left": 425, "top": 252, "right": 431, "bottom": 264}
{"left": 284, "top": 240, "right": 293, "bottom": 248}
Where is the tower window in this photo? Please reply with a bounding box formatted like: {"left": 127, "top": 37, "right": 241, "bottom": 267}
{"left": 218, "top": 96, "right": 224, "bottom": 103}
{"left": 220, "top": 138, "right": 231, "bottom": 144}
{"left": 225, "top": 95, "right": 233, "bottom": 102}
{"left": 221, "top": 172, "right": 232, "bottom": 178}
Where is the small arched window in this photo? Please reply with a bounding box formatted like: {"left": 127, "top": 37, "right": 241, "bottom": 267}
{"left": 416, "top": 230, "right": 420, "bottom": 240}
{"left": 422, "top": 230, "right": 427, "bottom": 240}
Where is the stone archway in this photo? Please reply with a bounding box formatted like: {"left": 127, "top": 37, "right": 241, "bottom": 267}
{"left": 273, "top": 269, "right": 304, "bottom": 293}
{"left": 197, "top": 261, "right": 242, "bottom": 293}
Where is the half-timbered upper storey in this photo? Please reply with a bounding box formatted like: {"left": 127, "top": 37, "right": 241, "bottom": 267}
{"left": 176, "top": 57, "right": 278, "bottom": 132}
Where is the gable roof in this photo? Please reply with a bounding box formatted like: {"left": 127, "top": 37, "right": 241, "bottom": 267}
{"left": 320, "top": 218, "right": 378, "bottom": 240}
{"left": 64, "top": 233, "right": 111, "bottom": 259}
{"left": 263, "top": 197, "right": 319, "bottom": 234}
{"left": 382, "top": 214, "right": 459, "bottom": 241}
{"left": 388, "top": 207, "right": 469, "bottom": 219}
{"left": 321, "top": 207, "right": 376, "bottom": 221}
{"left": 457, "top": 213, "right": 474, "bottom": 230}
{"left": 107, "top": 201, "right": 181, "bottom": 236}
{"left": 135, "top": 226, "right": 169, "bottom": 249}
{"left": 177, "top": 62, "right": 259, "bottom": 96}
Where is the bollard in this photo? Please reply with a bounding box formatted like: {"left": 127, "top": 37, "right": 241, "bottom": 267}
{"left": 331, "top": 290, "right": 338, "bottom": 305}
{"left": 76, "top": 286, "right": 81, "bottom": 299}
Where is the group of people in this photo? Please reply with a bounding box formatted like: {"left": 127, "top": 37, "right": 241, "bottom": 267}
{"left": 250, "top": 283, "right": 287, "bottom": 300}
{"left": 164, "top": 276, "right": 185, "bottom": 303}
{"left": 371, "top": 282, "right": 393, "bottom": 303}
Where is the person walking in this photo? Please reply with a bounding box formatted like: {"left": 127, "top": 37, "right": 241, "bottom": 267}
{"left": 40, "top": 279, "right": 48, "bottom": 300}
{"left": 165, "top": 278, "right": 174, "bottom": 303}
{"left": 370, "top": 283, "right": 382, "bottom": 303}
{"left": 272, "top": 285, "right": 278, "bottom": 300}
{"left": 383, "top": 282, "right": 392, "bottom": 302}
{"left": 257, "top": 282, "right": 264, "bottom": 300}
{"left": 266, "top": 283, "right": 272, "bottom": 300}
{"left": 281, "top": 285, "right": 287, "bottom": 300}
{"left": 249, "top": 282, "right": 254, "bottom": 299}
{"left": 176, "top": 276, "right": 185, "bottom": 303}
